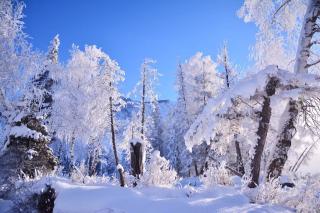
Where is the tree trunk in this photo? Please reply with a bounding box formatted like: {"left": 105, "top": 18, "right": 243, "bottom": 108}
{"left": 230, "top": 99, "right": 245, "bottom": 176}
{"left": 69, "top": 133, "right": 75, "bottom": 176}
{"left": 109, "top": 93, "right": 125, "bottom": 187}
{"left": 267, "top": 99, "right": 299, "bottom": 180}
{"left": 234, "top": 135, "right": 245, "bottom": 175}
{"left": 294, "top": 0, "right": 320, "bottom": 74}
{"left": 141, "top": 67, "right": 146, "bottom": 137}
{"left": 88, "top": 139, "right": 99, "bottom": 177}
{"left": 130, "top": 142, "right": 143, "bottom": 178}
{"left": 178, "top": 63, "right": 190, "bottom": 126}
{"left": 194, "top": 161, "right": 199, "bottom": 176}
{"left": 224, "top": 59, "right": 230, "bottom": 88}
{"left": 248, "top": 76, "right": 279, "bottom": 188}
{"left": 130, "top": 66, "right": 146, "bottom": 181}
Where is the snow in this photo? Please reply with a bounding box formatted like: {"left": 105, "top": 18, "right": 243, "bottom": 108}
{"left": 129, "top": 137, "right": 144, "bottom": 145}
{"left": 9, "top": 125, "right": 43, "bottom": 140}
{"left": 52, "top": 178, "right": 292, "bottom": 213}
{"left": 0, "top": 199, "right": 13, "bottom": 212}
{"left": 116, "top": 164, "right": 124, "bottom": 172}
{"left": 26, "top": 149, "right": 38, "bottom": 160}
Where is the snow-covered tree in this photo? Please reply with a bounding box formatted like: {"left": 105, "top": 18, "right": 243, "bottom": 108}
{"left": 129, "top": 58, "right": 159, "bottom": 178}
{"left": 53, "top": 45, "right": 125, "bottom": 177}
{"left": 185, "top": 65, "right": 320, "bottom": 187}
{"left": 0, "top": 0, "right": 31, "bottom": 101}
{"left": 181, "top": 52, "right": 223, "bottom": 119}
{"left": 161, "top": 106, "right": 192, "bottom": 177}
{"left": 0, "top": 0, "right": 57, "bottom": 196}
{"left": 148, "top": 99, "right": 163, "bottom": 153}
{"left": 217, "top": 42, "right": 237, "bottom": 89}
{"left": 238, "top": 0, "right": 320, "bottom": 186}
{"left": 100, "top": 55, "right": 126, "bottom": 186}
{"left": 27, "top": 35, "right": 60, "bottom": 127}
{"left": 238, "top": 0, "right": 310, "bottom": 72}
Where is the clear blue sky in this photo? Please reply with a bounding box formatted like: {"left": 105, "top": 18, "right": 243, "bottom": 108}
{"left": 24, "top": 0, "right": 256, "bottom": 100}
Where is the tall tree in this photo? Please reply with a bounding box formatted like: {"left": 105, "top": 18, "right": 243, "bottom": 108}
{"left": 267, "top": 0, "right": 320, "bottom": 180}
{"left": 130, "top": 59, "right": 159, "bottom": 178}
{"left": 52, "top": 45, "right": 125, "bottom": 177}
{"left": 216, "top": 43, "right": 244, "bottom": 175}
{"left": 238, "top": 0, "right": 310, "bottom": 71}
{"left": 248, "top": 76, "right": 280, "bottom": 188}
{"left": 217, "top": 42, "right": 236, "bottom": 89}
{"left": 101, "top": 56, "right": 126, "bottom": 187}
{"left": 294, "top": 0, "right": 320, "bottom": 74}
{"left": 29, "top": 34, "right": 60, "bottom": 125}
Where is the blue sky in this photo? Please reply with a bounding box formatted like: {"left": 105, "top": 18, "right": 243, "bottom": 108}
{"left": 24, "top": 0, "right": 256, "bottom": 100}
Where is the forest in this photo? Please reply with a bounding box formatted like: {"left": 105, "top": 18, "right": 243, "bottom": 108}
{"left": 0, "top": 0, "right": 320, "bottom": 212}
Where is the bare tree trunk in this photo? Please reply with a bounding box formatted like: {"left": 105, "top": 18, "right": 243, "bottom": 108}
{"left": 267, "top": 99, "right": 299, "bottom": 180}
{"left": 88, "top": 138, "right": 99, "bottom": 177}
{"left": 248, "top": 76, "right": 279, "bottom": 188}
{"left": 141, "top": 67, "right": 146, "bottom": 137}
{"left": 294, "top": 0, "right": 320, "bottom": 74}
{"left": 109, "top": 91, "right": 125, "bottom": 187}
{"left": 224, "top": 59, "right": 230, "bottom": 88}
{"left": 178, "top": 63, "right": 190, "bottom": 126}
{"left": 230, "top": 98, "right": 245, "bottom": 176}
{"left": 194, "top": 161, "right": 199, "bottom": 176}
{"left": 69, "top": 132, "right": 75, "bottom": 176}
{"left": 234, "top": 135, "right": 245, "bottom": 175}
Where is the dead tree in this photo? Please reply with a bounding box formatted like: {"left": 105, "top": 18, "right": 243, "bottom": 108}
{"left": 248, "top": 76, "right": 280, "bottom": 188}
{"left": 130, "top": 141, "right": 143, "bottom": 178}
{"left": 130, "top": 67, "right": 146, "bottom": 178}
{"left": 219, "top": 48, "right": 244, "bottom": 175}
{"left": 108, "top": 87, "right": 125, "bottom": 186}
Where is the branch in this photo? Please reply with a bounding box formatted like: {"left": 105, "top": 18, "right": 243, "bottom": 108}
{"left": 208, "top": 156, "right": 243, "bottom": 177}
{"left": 307, "top": 40, "right": 320, "bottom": 48}
{"left": 272, "top": 0, "right": 292, "bottom": 24}
{"left": 306, "top": 58, "right": 320, "bottom": 68}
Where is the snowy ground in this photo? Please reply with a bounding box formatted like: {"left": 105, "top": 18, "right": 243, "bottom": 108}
{"left": 51, "top": 178, "right": 292, "bottom": 213}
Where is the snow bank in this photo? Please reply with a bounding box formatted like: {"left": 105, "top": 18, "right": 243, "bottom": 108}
{"left": 10, "top": 125, "right": 43, "bottom": 140}
{"left": 52, "top": 178, "right": 292, "bottom": 213}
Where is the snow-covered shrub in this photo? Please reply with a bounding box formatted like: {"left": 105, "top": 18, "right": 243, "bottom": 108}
{"left": 70, "top": 162, "right": 111, "bottom": 185}
{"left": 124, "top": 172, "right": 138, "bottom": 187}
{"left": 244, "top": 175, "right": 320, "bottom": 212}
{"left": 201, "top": 162, "right": 232, "bottom": 187}
{"left": 141, "top": 151, "right": 177, "bottom": 187}
{"left": 282, "top": 175, "right": 320, "bottom": 212}
{"left": 247, "top": 178, "right": 282, "bottom": 204}
{"left": 70, "top": 162, "right": 86, "bottom": 184}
